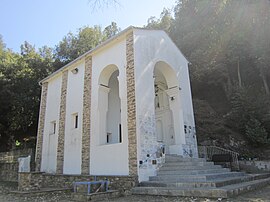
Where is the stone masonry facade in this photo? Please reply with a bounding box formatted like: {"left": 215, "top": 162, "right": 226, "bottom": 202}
{"left": 81, "top": 56, "right": 92, "bottom": 174}
{"left": 35, "top": 82, "right": 48, "bottom": 171}
{"left": 56, "top": 70, "right": 68, "bottom": 174}
{"left": 18, "top": 172, "right": 138, "bottom": 194}
{"left": 126, "top": 32, "right": 138, "bottom": 176}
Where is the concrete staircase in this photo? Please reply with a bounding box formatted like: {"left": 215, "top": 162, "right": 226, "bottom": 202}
{"left": 132, "top": 155, "right": 270, "bottom": 198}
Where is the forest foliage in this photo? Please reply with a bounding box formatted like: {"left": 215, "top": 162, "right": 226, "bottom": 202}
{"left": 0, "top": 22, "right": 120, "bottom": 151}
{"left": 0, "top": 0, "right": 269, "bottom": 154}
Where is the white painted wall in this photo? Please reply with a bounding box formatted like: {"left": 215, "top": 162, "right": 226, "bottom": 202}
{"left": 63, "top": 61, "right": 85, "bottom": 174}
{"left": 133, "top": 29, "right": 197, "bottom": 181}
{"left": 41, "top": 75, "right": 62, "bottom": 173}
{"left": 90, "top": 38, "right": 129, "bottom": 175}
{"left": 107, "top": 71, "right": 121, "bottom": 144}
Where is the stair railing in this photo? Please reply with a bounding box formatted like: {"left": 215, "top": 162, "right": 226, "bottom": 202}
{"left": 198, "top": 146, "right": 240, "bottom": 171}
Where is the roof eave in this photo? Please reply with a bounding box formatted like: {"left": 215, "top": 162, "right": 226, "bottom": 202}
{"left": 39, "top": 26, "right": 134, "bottom": 85}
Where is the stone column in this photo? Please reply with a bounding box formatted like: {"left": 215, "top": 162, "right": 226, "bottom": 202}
{"left": 56, "top": 70, "right": 68, "bottom": 174}
{"left": 81, "top": 56, "right": 92, "bottom": 175}
{"left": 35, "top": 82, "right": 48, "bottom": 171}
{"left": 126, "top": 32, "right": 138, "bottom": 176}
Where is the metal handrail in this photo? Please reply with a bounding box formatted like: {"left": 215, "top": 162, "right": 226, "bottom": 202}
{"left": 198, "top": 146, "right": 240, "bottom": 170}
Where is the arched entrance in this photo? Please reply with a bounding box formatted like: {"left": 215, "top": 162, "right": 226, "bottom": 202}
{"left": 153, "top": 61, "right": 185, "bottom": 154}
{"left": 98, "top": 65, "right": 121, "bottom": 145}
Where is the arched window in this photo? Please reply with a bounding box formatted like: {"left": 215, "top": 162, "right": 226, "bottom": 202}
{"left": 98, "top": 65, "right": 121, "bottom": 145}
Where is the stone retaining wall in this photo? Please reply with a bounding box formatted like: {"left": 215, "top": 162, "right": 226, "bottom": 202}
{"left": 18, "top": 172, "right": 43, "bottom": 191}
{"left": 0, "top": 163, "right": 18, "bottom": 182}
{"left": 0, "top": 148, "right": 34, "bottom": 182}
{"left": 18, "top": 172, "right": 138, "bottom": 195}
{"left": 239, "top": 160, "right": 270, "bottom": 173}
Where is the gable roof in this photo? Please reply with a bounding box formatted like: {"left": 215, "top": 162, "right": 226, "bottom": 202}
{"left": 40, "top": 26, "right": 134, "bottom": 84}
{"left": 40, "top": 26, "right": 189, "bottom": 84}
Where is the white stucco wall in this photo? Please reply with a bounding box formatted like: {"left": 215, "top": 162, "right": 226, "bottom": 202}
{"left": 41, "top": 75, "right": 62, "bottom": 173}
{"left": 133, "top": 29, "right": 197, "bottom": 181}
{"left": 63, "top": 61, "right": 85, "bottom": 174}
{"left": 90, "top": 38, "right": 129, "bottom": 175}
{"left": 107, "top": 71, "right": 121, "bottom": 144}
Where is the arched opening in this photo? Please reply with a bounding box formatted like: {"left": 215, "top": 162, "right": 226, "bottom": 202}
{"left": 98, "top": 65, "right": 121, "bottom": 145}
{"left": 153, "top": 61, "right": 185, "bottom": 154}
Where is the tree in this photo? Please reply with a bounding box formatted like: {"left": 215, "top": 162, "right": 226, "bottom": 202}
{"left": 146, "top": 8, "right": 173, "bottom": 33}
{"left": 245, "top": 118, "right": 269, "bottom": 146}
{"left": 103, "top": 22, "right": 121, "bottom": 39}
{"left": 55, "top": 25, "right": 104, "bottom": 63}
{"left": 0, "top": 40, "right": 54, "bottom": 151}
{"left": 0, "top": 35, "right": 5, "bottom": 52}
{"left": 169, "top": 0, "right": 270, "bottom": 150}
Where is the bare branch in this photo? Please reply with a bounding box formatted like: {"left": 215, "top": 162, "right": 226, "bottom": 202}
{"left": 88, "top": 0, "right": 120, "bottom": 10}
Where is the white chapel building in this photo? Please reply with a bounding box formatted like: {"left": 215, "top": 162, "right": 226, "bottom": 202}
{"left": 35, "top": 26, "right": 198, "bottom": 182}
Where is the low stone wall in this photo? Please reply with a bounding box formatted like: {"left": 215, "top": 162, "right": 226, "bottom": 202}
{"left": 0, "top": 148, "right": 33, "bottom": 163}
{"left": 0, "top": 162, "right": 18, "bottom": 182}
{"left": 18, "top": 172, "right": 138, "bottom": 195}
{"left": 239, "top": 160, "right": 270, "bottom": 173}
{"left": 0, "top": 148, "right": 34, "bottom": 182}
{"left": 18, "top": 172, "right": 43, "bottom": 191}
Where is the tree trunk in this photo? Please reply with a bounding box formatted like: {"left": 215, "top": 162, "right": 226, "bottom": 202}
{"left": 237, "top": 59, "right": 242, "bottom": 88}
{"left": 223, "top": 75, "right": 232, "bottom": 100}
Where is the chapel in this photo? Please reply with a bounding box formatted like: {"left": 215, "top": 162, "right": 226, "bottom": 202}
{"left": 36, "top": 26, "right": 197, "bottom": 181}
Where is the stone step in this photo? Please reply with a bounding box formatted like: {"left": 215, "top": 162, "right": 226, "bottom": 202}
{"left": 205, "top": 172, "right": 247, "bottom": 180}
{"left": 149, "top": 172, "right": 246, "bottom": 182}
{"left": 224, "top": 177, "right": 270, "bottom": 197}
{"left": 132, "top": 176, "right": 270, "bottom": 198}
{"left": 158, "top": 168, "right": 231, "bottom": 175}
{"left": 140, "top": 174, "right": 270, "bottom": 188}
{"left": 140, "top": 173, "right": 270, "bottom": 189}
{"left": 211, "top": 173, "right": 270, "bottom": 187}
{"left": 163, "top": 161, "right": 214, "bottom": 166}
{"left": 139, "top": 181, "right": 217, "bottom": 188}
{"left": 165, "top": 156, "right": 206, "bottom": 163}
{"left": 159, "top": 164, "right": 223, "bottom": 171}
{"left": 135, "top": 154, "right": 270, "bottom": 198}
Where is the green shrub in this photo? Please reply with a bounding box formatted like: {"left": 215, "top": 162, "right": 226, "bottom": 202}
{"left": 245, "top": 118, "right": 269, "bottom": 146}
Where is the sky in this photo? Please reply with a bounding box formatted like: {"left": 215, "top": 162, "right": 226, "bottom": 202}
{"left": 0, "top": 0, "right": 176, "bottom": 53}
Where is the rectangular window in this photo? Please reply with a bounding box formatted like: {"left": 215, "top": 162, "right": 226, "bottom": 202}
{"left": 73, "top": 113, "right": 78, "bottom": 129}
{"left": 50, "top": 121, "right": 56, "bottom": 134}
{"left": 119, "top": 124, "right": 122, "bottom": 143}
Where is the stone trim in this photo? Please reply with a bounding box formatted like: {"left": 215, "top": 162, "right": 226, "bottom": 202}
{"left": 126, "top": 32, "right": 138, "bottom": 176}
{"left": 81, "top": 56, "right": 92, "bottom": 174}
{"left": 35, "top": 82, "right": 48, "bottom": 171}
{"left": 56, "top": 70, "right": 68, "bottom": 174}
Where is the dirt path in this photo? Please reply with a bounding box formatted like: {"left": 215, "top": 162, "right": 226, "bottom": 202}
{"left": 0, "top": 181, "right": 270, "bottom": 202}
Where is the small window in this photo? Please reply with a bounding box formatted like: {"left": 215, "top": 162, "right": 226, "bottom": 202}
{"left": 107, "top": 133, "right": 112, "bottom": 143}
{"left": 119, "top": 124, "right": 122, "bottom": 143}
{"left": 50, "top": 121, "right": 56, "bottom": 134}
{"left": 73, "top": 113, "right": 79, "bottom": 129}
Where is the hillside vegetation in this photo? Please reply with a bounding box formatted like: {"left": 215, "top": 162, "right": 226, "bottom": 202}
{"left": 0, "top": 1, "right": 270, "bottom": 158}
{"left": 146, "top": 0, "right": 270, "bottom": 158}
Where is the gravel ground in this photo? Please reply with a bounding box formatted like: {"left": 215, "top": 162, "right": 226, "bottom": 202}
{"left": 0, "top": 181, "right": 270, "bottom": 202}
